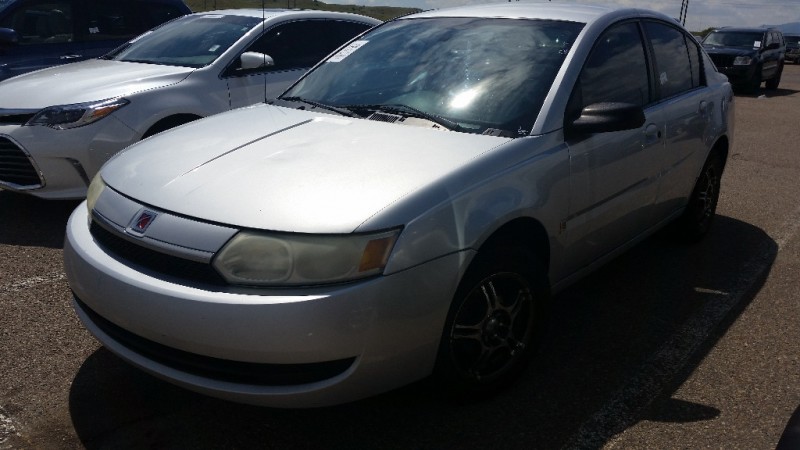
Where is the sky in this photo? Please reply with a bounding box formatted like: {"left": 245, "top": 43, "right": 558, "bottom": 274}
{"left": 324, "top": 0, "right": 800, "bottom": 31}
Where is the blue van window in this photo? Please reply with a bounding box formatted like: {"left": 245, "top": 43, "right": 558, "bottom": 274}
{"left": 0, "top": 0, "right": 73, "bottom": 45}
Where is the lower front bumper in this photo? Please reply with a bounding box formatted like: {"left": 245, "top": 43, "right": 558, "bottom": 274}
{"left": 64, "top": 204, "right": 467, "bottom": 407}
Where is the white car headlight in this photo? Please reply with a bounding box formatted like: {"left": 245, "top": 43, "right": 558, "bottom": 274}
{"left": 26, "top": 98, "right": 129, "bottom": 130}
{"left": 213, "top": 229, "right": 401, "bottom": 286}
{"left": 733, "top": 56, "right": 753, "bottom": 66}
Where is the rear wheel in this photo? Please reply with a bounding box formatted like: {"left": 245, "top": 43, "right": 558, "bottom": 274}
{"left": 673, "top": 152, "right": 724, "bottom": 242}
{"left": 434, "top": 247, "right": 549, "bottom": 398}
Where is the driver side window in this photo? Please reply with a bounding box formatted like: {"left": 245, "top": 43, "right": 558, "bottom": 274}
{"left": 567, "top": 21, "right": 650, "bottom": 124}
{"left": 574, "top": 22, "right": 650, "bottom": 111}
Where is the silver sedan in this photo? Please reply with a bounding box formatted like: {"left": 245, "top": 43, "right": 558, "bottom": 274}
{"left": 65, "top": 3, "right": 734, "bottom": 407}
{"left": 0, "top": 9, "right": 379, "bottom": 199}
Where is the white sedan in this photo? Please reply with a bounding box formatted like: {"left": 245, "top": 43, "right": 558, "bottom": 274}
{"left": 65, "top": 3, "right": 734, "bottom": 407}
{"left": 0, "top": 9, "right": 379, "bottom": 199}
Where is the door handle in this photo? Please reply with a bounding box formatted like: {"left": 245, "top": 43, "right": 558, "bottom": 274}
{"left": 644, "top": 123, "right": 661, "bottom": 146}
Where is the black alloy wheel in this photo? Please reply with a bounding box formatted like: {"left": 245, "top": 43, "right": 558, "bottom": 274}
{"left": 435, "top": 247, "right": 549, "bottom": 397}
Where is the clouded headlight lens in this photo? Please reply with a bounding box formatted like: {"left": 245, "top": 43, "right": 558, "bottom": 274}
{"left": 733, "top": 56, "right": 752, "bottom": 65}
{"left": 26, "top": 98, "right": 129, "bottom": 129}
{"left": 213, "top": 229, "right": 400, "bottom": 286}
{"left": 85, "top": 174, "right": 106, "bottom": 216}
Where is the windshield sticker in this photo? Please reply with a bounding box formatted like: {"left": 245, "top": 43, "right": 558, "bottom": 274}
{"left": 208, "top": 44, "right": 220, "bottom": 52}
{"left": 660, "top": 71, "right": 668, "bottom": 86}
{"left": 328, "top": 40, "right": 369, "bottom": 62}
{"left": 754, "top": 40, "right": 762, "bottom": 48}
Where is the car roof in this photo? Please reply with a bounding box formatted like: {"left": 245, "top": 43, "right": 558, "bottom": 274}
{"left": 408, "top": 3, "right": 625, "bottom": 24}
{"left": 712, "top": 27, "right": 778, "bottom": 33}
{"left": 198, "top": 8, "right": 380, "bottom": 23}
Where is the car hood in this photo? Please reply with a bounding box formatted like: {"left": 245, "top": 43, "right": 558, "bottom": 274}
{"left": 0, "top": 59, "right": 193, "bottom": 108}
{"left": 102, "top": 104, "right": 510, "bottom": 233}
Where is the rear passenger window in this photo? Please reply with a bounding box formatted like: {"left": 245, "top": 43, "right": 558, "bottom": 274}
{"left": 644, "top": 21, "right": 695, "bottom": 99}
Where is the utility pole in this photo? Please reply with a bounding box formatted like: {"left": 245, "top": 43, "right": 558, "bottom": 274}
{"left": 679, "top": 0, "right": 690, "bottom": 26}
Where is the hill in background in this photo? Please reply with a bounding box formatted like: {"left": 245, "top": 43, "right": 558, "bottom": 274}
{"left": 184, "top": 0, "right": 420, "bottom": 21}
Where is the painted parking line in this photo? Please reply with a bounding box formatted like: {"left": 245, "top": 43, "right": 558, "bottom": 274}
{"left": 2, "top": 273, "right": 66, "bottom": 294}
{"left": 0, "top": 406, "right": 18, "bottom": 448}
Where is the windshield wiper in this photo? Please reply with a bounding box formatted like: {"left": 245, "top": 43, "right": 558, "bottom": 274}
{"left": 278, "top": 96, "right": 355, "bottom": 117}
{"left": 345, "top": 103, "right": 462, "bottom": 131}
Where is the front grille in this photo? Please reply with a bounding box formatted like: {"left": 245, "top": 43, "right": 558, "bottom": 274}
{"left": 0, "top": 137, "right": 41, "bottom": 188}
{"left": 0, "top": 113, "right": 35, "bottom": 125}
{"left": 90, "top": 220, "right": 227, "bottom": 287}
{"left": 76, "top": 296, "right": 356, "bottom": 386}
{"left": 708, "top": 54, "right": 735, "bottom": 68}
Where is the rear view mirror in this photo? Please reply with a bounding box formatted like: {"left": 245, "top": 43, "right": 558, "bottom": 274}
{"left": 0, "top": 28, "right": 19, "bottom": 46}
{"left": 240, "top": 52, "right": 274, "bottom": 70}
{"left": 567, "top": 102, "right": 645, "bottom": 135}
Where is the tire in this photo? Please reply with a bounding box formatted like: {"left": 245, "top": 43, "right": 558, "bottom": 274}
{"left": 673, "top": 152, "right": 724, "bottom": 242}
{"left": 433, "top": 246, "right": 549, "bottom": 398}
{"left": 765, "top": 64, "right": 783, "bottom": 90}
{"left": 745, "top": 68, "right": 762, "bottom": 94}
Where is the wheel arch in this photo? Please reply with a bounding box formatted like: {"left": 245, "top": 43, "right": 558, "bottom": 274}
{"left": 474, "top": 216, "right": 551, "bottom": 275}
{"left": 142, "top": 113, "right": 204, "bottom": 139}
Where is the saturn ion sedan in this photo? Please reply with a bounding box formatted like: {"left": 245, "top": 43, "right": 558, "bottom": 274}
{"left": 65, "top": 3, "right": 734, "bottom": 408}
{"left": 0, "top": 9, "right": 379, "bottom": 199}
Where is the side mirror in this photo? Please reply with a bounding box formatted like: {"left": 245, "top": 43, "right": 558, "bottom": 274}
{"left": 567, "top": 102, "right": 645, "bottom": 135}
{"left": 0, "top": 28, "right": 19, "bottom": 46}
{"left": 240, "top": 52, "right": 274, "bottom": 70}
{"left": 764, "top": 42, "right": 780, "bottom": 51}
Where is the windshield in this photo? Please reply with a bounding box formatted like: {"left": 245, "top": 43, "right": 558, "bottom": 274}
{"left": 703, "top": 31, "right": 765, "bottom": 49}
{"left": 282, "top": 17, "right": 584, "bottom": 136}
{"left": 786, "top": 35, "right": 800, "bottom": 47}
{"left": 104, "top": 14, "right": 261, "bottom": 68}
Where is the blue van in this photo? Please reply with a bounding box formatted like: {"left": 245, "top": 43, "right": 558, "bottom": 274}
{"left": 0, "top": 0, "right": 191, "bottom": 81}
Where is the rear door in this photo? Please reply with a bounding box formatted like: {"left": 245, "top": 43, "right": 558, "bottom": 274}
{"left": 642, "top": 20, "right": 716, "bottom": 219}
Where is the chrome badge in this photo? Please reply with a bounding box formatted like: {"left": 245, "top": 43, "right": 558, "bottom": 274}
{"left": 128, "top": 209, "right": 158, "bottom": 236}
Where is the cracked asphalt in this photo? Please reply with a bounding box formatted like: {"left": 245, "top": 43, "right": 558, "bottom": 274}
{"left": 1, "top": 66, "right": 799, "bottom": 449}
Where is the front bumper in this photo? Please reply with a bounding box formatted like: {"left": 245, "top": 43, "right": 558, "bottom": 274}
{"left": 64, "top": 203, "right": 465, "bottom": 407}
{"left": 716, "top": 65, "right": 758, "bottom": 85}
{"left": 0, "top": 117, "right": 137, "bottom": 199}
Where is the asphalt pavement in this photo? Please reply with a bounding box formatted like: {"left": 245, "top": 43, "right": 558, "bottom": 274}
{"left": 1, "top": 66, "right": 799, "bottom": 449}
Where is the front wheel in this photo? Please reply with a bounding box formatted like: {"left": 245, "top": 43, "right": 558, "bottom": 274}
{"left": 434, "top": 247, "right": 549, "bottom": 398}
{"left": 765, "top": 64, "right": 783, "bottom": 90}
{"left": 745, "top": 67, "right": 762, "bottom": 94}
{"left": 673, "top": 152, "right": 724, "bottom": 242}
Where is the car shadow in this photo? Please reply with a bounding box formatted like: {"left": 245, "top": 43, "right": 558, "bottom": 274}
{"left": 0, "top": 190, "right": 80, "bottom": 248}
{"left": 67, "top": 215, "right": 776, "bottom": 449}
{"left": 734, "top": 86, "right": 800, "bottom": 97}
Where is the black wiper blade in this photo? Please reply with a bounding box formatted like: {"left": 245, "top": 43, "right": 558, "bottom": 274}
{"left": 279, "top": 96, "right": 354, "bottom": 117}
{"left": 346, "top": 103, "right": 462, "bottom": 131}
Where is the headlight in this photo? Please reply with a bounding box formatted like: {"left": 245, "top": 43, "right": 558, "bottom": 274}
{"left": 733, "top": 56, "right": 753, "bottom": 66}
{"left": 85, "top": 174, "right": 106, "bottom": 216}
{"left": 26, "top": 98, "right": 129, "bottom": 130}
{"left": 213, "top": 229, "right": 401, "bottom": 286}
